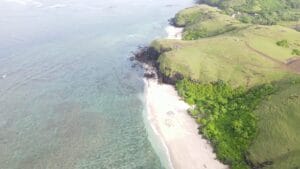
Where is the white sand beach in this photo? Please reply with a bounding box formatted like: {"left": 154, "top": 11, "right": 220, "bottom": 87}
{"left": 145, "top": 79, "right": 228, "bottom": 169}
{"left": 143, "top": 25, "right": 228, "bottom": 169}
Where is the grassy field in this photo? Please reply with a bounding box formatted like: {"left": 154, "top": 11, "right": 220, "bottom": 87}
{"left": 152, "top": 25, "right": 300, "bottom": 87}
{"left": 248, "top": 79, "right": 300, "bottom": 169}
{"left": 278, "top": 20, "right": 300, "bottom": 31}
{"left": 174, "top": 5, "right": 246, "bottom": 40}
{"left": 238, "top": 25, "right": 300, "bottom": 62}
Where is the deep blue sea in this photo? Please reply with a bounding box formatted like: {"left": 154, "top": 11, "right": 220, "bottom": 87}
{"left": 0, "top": 0, "right": 192, "bottom": 168}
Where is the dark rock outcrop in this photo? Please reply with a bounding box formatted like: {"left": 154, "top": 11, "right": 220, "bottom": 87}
{"left": 132, "top": 46, "right": 184, "bottom": 85}
{"left": 132, "top": 46, "right": 160, "bottom": 66}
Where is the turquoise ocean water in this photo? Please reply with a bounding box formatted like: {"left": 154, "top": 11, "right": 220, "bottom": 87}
{"left": 0, "top": 0, "right": 192, "bottom": 168}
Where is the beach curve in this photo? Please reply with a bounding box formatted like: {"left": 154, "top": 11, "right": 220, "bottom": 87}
{"left": 143, "top": 25, "right": 228, "bottom": 169}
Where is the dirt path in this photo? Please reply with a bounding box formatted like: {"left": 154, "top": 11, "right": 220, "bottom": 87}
{"left": 287, "top": 59, "right": 300, "bottom": 73}
{"left": 245, "top": 42, "right": 300, "bottom": 74}
{"left": 245, "top": 42, "right": 284, "bottom": 65}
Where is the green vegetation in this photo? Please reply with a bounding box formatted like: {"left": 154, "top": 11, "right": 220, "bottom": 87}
{"left": 248, "top": 79, "right": 300, "bottom": 169}
{"left": 278, "top": 20, "right": 300, "bottom": 31}
{"left": 197, "top": 0, "right": 300, "bottom": 25}
{"left": 175, "top": 78, "right": 300, "bottom": 169}
{"left": 151, "top": 25, "right": 300, "bottom": 86}
{"left": 292, "top": 49, "right": 300, "bottom": 55}
{"left": 276, "top": 40, "right": 289, "bottom": 48}
{"left": 147, "top": 1, "right": 300, "bottom": 168}
{"left": 176, "top": 79, "right": 277, "bottom": 169}
{"left": 152, "top": 11, "right": 300, "bottom": 166}
{"left": 173, "top": 5, "right": 246, "bottom": 40}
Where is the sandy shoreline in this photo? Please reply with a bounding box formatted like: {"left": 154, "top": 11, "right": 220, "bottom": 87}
{"left": 144, "top": 25, "right": 228, "bottom": 169}
{"left": 145, "top": 79, "right": 227, "bottom": 169}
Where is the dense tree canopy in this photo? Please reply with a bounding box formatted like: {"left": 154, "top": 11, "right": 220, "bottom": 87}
{"left": 176, "top": 79, "right": 276, "bottom": 169}
{"left": 197, "top": 0, "right": 300, "bottom": 24}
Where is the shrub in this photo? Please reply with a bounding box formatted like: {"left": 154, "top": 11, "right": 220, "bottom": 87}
{"left": 276, "top": 40, "right": 289, "bottom": 47}
{"left": 292, "top": 49, "right": 300, "bottom": 55}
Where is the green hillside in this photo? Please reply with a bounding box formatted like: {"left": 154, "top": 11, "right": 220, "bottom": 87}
{"left": 173, "top": 5, "right": 247, "bottom": 40}
{"left": 145, "top": 1, "right": 300, "bottom": 169}
{"left": 197, "top": 0, "right": 300, "bottom": 25}
{"left": 152, "top": 25, "right": 300, "bottom": 87}
{"left": 175, "top": 77, "right": 300, "bottom": 169}
{"left": 248, "top": 80, "right": 300, "bottom": 169}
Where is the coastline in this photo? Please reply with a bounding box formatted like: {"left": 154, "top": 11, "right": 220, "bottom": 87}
{"left": 143, "top": 25, "right": 228, "bottom": 169}
{"left": 142, "top": 79, "right": 175, "bottom": 169}
{"left": 144, "top": 78, "right": 228, "bottom": 169}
